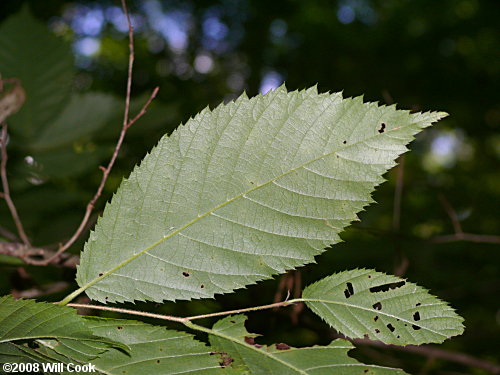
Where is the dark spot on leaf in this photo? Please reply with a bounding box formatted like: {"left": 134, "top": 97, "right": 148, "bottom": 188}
{"left": 244, "top": 336, "right": 262, "bottom": 348}
{"left": 375, "top": 329, "right": 380, "bottom": 333}
{"left": 374, "top": 315, "right": 379, "bottom": 322}
{"left": 230, "top": 320, "right": 236, "bottom": 324}
{"left": 369, "top": 280, "right": 405, "bottom": 293}
{"left": 397, "top": 335, "right": 400, "bottom": 338}
{"left": 98, "top": 273, "right": 103, "bottom": 277}
{"left": 159, "top": 348, "right": 163, "bottom": 352}
{"left": 404, "top": 324, "right": 408, "bottom": 327}
{"left": 373, "top": 302, "right": 382, "bottom": 310}
{"left": 364, "top": 370, "right": 369, "bottom": 373}
{"left": 378, "top": 122, "right": 386, "bottom": 133}
{"left": 387, "top": 324, "right": 395, "bottom": 332}
{"left": 344, "top": 282, "right": 354, "bottom": 298}
{"left": 276, "top": 343, "right": 291, "bottom": 350}
{"left": 219, "top": 352, "right": 234, "bottom": 367}
{"left": 182, "top": 272, "right": 190, "bottom": 277}
{"left": 105, "top": 296, "right": 109, "bottom": 300}
{"left": 209, "top": 352, "right": 215, "bottom": 355}
{"left": 250, "top": 181, "right": 254, "bottom": 185}
{"left": 416, "top": 303, "right": 421, "bottom": 306}
{"left": 117, "top": 326, "right": 123, "bottom": 330}
{"left": 156, "top": 360, "right": 160, "bottom": 364}
{"left": 412, "top": 324, "right": 421, "bottom": 330}
{"left": 200, "top": 284, "right": 205, "bottom": 288}
{"left": 413, "top": 312, "right": 421, "bottom": 321}
{"left": 363, "top": 334, "right": 369, "bottom": 339}
{"left": 368, "top": 275, "right": 372, "bottom": 278}
{"left": 343, "top": 140, "right": 347, "bottom": 144}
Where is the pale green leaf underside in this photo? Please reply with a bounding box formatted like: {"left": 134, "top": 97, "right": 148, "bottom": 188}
{"left": 302, "top": 269, "right": 464, "bottom": 345}
{"left": 77, "top": 85, "right": 446, "bottom": 303}
{"left": 209, "top": 315, "right": 407, "bottom": 374}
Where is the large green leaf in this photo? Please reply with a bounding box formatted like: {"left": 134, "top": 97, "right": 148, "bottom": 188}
{"left": 207, "top": 315, "right": 407, "bottom": 374}
{"left": 302, "top": 269, "right": 465, "bottom": 345}
{"left": 36, "top": 317, "right": 236, "bottom": 374}
{"left": 76, "top": 86, "right": 446, "bottom": 303}
{"left": 0, "top": 7, "right": 73, "bottom": 139}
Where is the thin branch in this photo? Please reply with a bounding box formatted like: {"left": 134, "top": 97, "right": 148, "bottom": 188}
{"left": 1, "top": 123, "right": 31, "bottom": 246}
{"left": 439, "top": 194, "right": 463, "bottom": 235}
{"left": 351, "top": 338, "right": 500, "bottom": 374}
{"left": 430, "top": 194, "right": 500, "bottom": 244}
{"left": 122, "top": 0, "right": 134, "bottom": 131}
{"left": 351, "top": 224, "right": 500, "bottom": 245}
{"left": 0, "top": 242, "right": 79, "bottom": 268}
{"left": 393, "top": 156, "right": 408, "bottom": 277}
{"left": 126, "top": 86, "right": 160, "bottom": 130}
{"left": 0, "top": 224, "right": 19, "bottom": 242}
{"left": 392, "top": 156, "right": 404, "bottom": 233}
{"left": 12, "top": 281, "right": 69, "bottom": 299}
{"left": 430, "top": 233, "right": 500, "bottom": 244}
{"left": 43, "top": 0, "right": 159, "bottom": 265}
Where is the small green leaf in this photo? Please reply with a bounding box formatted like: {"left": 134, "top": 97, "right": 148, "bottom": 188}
{"left": 77, "top": 85, "right": 447, "bottom": 304}
{"left": 302, "top": 269, "right": 465, "bottom": 345}
{"left": 0, "top": 295, "right": 99, "bottom": 343}
{"left": 209, "top": 315, "right": 408, "bottom": 374}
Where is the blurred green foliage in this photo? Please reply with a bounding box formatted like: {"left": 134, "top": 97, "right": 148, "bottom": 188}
{"left": 0, "top": 0, "right": 498, "bottom": 373}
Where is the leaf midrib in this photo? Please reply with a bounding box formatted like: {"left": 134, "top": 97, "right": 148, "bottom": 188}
{"left": 75, "top": 119, "right": 419, "bottom": 299}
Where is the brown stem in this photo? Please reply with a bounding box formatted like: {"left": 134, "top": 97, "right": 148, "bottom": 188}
{"left": 439, "top": 194, "right": 463, "bottom": 235}
{"left": 0, "top": 241, "right": 79, "bottom": 268}
{"left": 0, "top": 123, "right": 31, "bottom": 246}
{"left": 393, "top": 156, "right": 408, "bottom": 277}
{"left": 430, "top": 233, "right": 500, "bottom": 244}
{"left": 0, "top": 224, "right": 19, "bottom": 242}
{"left": 392, "top": 156, "right": 404, "bottom": 233}
{"left": 12, "top": 281, "right": 69, "bottom": 299}
{"left": 43, "top": 0, "right": 159, "bottom": 265}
